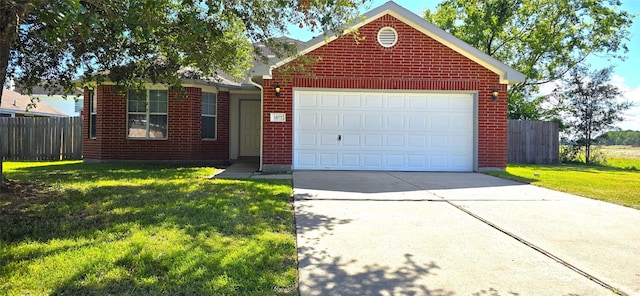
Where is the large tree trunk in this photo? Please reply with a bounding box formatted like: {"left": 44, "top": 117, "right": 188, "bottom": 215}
{"left": 0, "top": 7, "right": 19, "bottom": 192}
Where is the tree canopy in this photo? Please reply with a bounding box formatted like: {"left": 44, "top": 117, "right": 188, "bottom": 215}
{"left": 424, "top": 0, "right": 634, "bottom": 120}
{"left": 2, "top": 0, "right": 368, "bottom": 93}
{"left": 552, "top": 66, "right": 631, "bottom": 163}
{"left": 597, "top": 130, "right": 640, "bottom": 145}
{"left": 0, "top": 0, "right": 369, "bottom": 188}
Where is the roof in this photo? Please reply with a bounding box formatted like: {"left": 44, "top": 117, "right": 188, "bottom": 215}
{"left": 257, "top": 1, "right": 526, "bottom": 84}
{"left": 14, "top": 85, "right": 83, "bottom": 96}
{"left": 1, "top": 89, "right": 68, "bottom": 117}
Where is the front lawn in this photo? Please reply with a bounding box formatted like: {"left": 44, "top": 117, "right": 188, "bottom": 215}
{"left": 486, "top": 164, "right": 640, "bottom": 210}
{"left": 0, "top": 161, "right": 296, "bottom": 295}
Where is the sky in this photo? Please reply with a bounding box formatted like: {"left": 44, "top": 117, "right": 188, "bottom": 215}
{"left": 286, "top": 0, "right": 640, "bottom": 131}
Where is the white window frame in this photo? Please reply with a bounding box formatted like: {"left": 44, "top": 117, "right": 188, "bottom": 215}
{"left": 89, "top": 89, "right": 97, "bottom": 139}
{"left": 127, "top": 89, "right": 168, "bottom": 140}
{"left": 201, "top": 92, "right": 217, "bottom": 140}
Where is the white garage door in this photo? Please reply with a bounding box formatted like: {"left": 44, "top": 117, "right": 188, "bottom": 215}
{"left": 293, "top": 90, "right": 475, "bottom": 171}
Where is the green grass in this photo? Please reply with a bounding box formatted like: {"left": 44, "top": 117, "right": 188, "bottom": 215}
{"left": 0, "top": 161, "right": 296, "bottom": 295}
{"left": 486, "top": 164, "right": 640, "bottom": 210}
{"left": 604, "top": 157, "right": 640, "bottom": 170}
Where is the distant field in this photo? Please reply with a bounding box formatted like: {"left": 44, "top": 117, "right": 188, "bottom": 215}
{"left": 599, "top": 145, "right": 640, "bottom": 170}
{"left": 600, "top": 145, "right": 640, "bottom": 159}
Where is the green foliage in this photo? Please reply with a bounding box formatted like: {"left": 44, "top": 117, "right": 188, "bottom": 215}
{"left": 597, "top": 130, "right": 640, "bottom": 145}
{"left": 552, "top": 66, "right": 631, "bottom": 163}
{"left": 3, "top": 0, "right": 366, "bottom": 93}
{"left": 0, "top": 161, "right": 296, "bottom": 295}
{"left": 559, "top": 144, "right": 607, "bottom": 164}
{"left": 424, "top": 0, "right": 634, "bottom": 120}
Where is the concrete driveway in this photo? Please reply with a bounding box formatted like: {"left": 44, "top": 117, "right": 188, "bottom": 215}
{"left": 293, "top": 171, "right": 640, "bottom": 295}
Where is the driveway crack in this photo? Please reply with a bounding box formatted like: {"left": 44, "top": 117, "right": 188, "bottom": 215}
{"left": 433, "top": 192, "right": 627, "bottom": 296}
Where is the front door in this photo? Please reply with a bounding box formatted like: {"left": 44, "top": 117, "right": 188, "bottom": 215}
{"left": 239, "top": 100, "right": 261, "bottom": 156}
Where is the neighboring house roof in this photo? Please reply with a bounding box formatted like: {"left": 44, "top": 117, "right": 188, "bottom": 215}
{"left": 257, "top": 1, "right": 526, "bottom": 84}
{"left": 14, "top": 85, "right": 83, "bottom": 96}
{"left": 1, "top": 89, "right": 68, "bottom": 117}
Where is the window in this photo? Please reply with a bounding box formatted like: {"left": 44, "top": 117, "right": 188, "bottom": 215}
{"left": 201, "top": 92, "right": 217, "bottom": 139}
{"left": 127, "top": 89, "right": 168, "bottom": 139}
{"left": 89, "top": 90, "right": 97, "bottom": 138}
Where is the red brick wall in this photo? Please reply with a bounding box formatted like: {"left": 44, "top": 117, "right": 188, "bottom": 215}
{"left": 83, "top": 85, "right": 229, "bottom": 161}
{"left": 264, "top": 14, "right": 508, "bottom": 169}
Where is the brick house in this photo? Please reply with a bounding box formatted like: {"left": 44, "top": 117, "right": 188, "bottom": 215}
{"left": 83, "top": 1, "right": 524, "bottom": 171}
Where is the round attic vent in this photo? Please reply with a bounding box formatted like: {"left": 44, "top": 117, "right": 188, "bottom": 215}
{"left": 377, "top": 27, "right": 398, "bottom": 47}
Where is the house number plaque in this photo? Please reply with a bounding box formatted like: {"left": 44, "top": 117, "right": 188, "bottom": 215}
{"left": 270, "top": 113, "right": 286, "bottom": 122}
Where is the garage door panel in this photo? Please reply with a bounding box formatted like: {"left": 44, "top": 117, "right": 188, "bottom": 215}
{"left": 363, "top": 154, "right": 383, "bottom": 167}
{"left": 386, "top": 134, "right": 404, "bottom": 146}
{"left": 409, "top": 115, "right": 428, "bottom": 129}
{"left": 364, "top": 134, "right": 383, "bottom": 147}
{"left": 297, "top": 133, "right": 317, "bottom": 147}
{"left": 430, "top": 97, "right": 450, "bottom": 109}
{"left": 342, "top": 94, "right": 362, "bottom": 108}
{"left": 319, "top": 153, "right": 339, "bottom": 166}
{"left": 409, "top": 96, "right": 428, "bottom": 108}
{"left": 297, "top": 93, "right": 318, "bottom": 107}
{"left": 320, "top": 94, "right": 340, "bottom": 107}
{"left": 343, "top": 115, "right": 361, "bottom": 129}
{"left": 342, "top": 154, "right": 361, "bottom": 167}
{"left": 297, "top": 153, "right": 317, "bottom": 166}
{"left": 364, "top": 95, "right": 384, "bottom": 108}
{"left": 341, "top": 133, "right": 360, "bottom": 146}
{"left": 294, "top": 90, "right": 474, "bottom": 171}
{"left": 319, "top": 133, "right": 339, "bottom": 146}
{"left": 364, "top": 114, "right": 383, "bottom": 129}
{"left": 408, "top": 135, "right": 427, "bottom": 148}
{"left": 385, "top": 154, "right": 404, "bottom": 167}
{"left": 297, "top": 111, "right": 318, "bottom": 129}
{"left": 386, "top": 115, "right": 406, "bottom": 129}
{"left": 407, "top": 155, "right": 427, "bottom": 168}
{"left": 387, "top": 96, "right": 406, "bottom": 108}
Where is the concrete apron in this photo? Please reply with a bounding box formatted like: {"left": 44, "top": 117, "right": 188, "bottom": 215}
{"left": 293, "top": 171, "right": 640, "bottom": 296}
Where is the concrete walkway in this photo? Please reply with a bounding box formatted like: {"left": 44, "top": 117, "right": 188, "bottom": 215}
{"left": 293, "top": 171, "right": 640, "bottom": 295}
{"left": 211, "top": 160, "right": 291, "bottom": 180}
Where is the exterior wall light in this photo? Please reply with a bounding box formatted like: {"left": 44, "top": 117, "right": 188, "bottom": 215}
{"left": 275, "top": 84, "right": 281, "bottom": 97}
{"left": 491, "top": 88, "right": 499, "bottom": 101}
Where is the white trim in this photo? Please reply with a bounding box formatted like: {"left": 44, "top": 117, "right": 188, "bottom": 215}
{"left": 126, "top": 89, "right": 169, "bottom": 140}
{"left": 248, "top": 77, "right": 264, "bottom": 172}
{"left": 201, "top": 92, "right": 217, "bottom": 140}
{"left": 89, "top": 89, "right": 97, "bottom": 139}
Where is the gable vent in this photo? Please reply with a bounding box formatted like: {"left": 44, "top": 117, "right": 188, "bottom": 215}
{"left": 377, "top": 27, "right": 398, "bottom": 48}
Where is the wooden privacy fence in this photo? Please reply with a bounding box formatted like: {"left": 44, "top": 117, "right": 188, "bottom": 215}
{"left": 0, "top": 117, "right": 83, "bottom": 161}
{"left": 507, "top": 120, "right": 559, "bottom": 164}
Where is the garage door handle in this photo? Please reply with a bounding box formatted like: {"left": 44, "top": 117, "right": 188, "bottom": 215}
{"left": 338, "top": 135, "right": 342, "bottom": 141}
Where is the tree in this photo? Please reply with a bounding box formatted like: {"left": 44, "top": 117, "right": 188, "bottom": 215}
{"left": 552, "top": 66, "right": 631, "bottom": 163}
{"left": 0, "top": 0, "right": 368, "bottom": 190}
{"left": 424, "top": 0, "right": 634, "bottom": 120}
{"left": 597, "top": 130, "right": 640, "bottom": 145}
